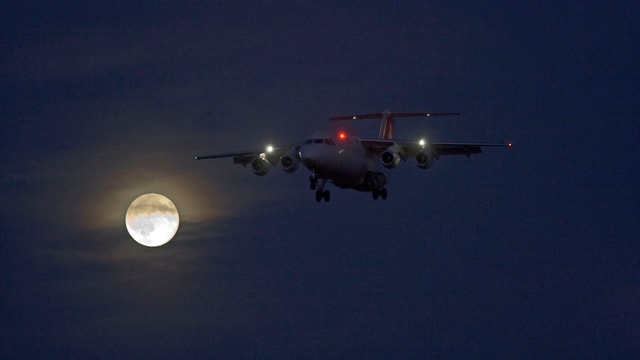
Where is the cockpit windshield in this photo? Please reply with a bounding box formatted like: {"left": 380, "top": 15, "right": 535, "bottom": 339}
{"left": 304, "top": 138, "right": 337, "bottom": 146}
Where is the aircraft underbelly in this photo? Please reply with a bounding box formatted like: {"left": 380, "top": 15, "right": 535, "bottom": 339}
{"left": 302, "top": 147, "right": 370, "bottom": 186}
{"left": 323, "top": 155, "right": 367, "bottom": 183}
{"left": 328, "top": 158, "right": 369, "bottom": 185}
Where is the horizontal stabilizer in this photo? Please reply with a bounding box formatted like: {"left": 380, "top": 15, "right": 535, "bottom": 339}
{"left": 330, "top": 111, "right": 460, "bottom": 140}
{"left": 329, "top": 112, "right": 459, "bottom": 121}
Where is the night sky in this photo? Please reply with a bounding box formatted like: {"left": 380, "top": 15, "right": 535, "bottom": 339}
{"left": 2, "top": 1, "right": 639, "bottom": 358}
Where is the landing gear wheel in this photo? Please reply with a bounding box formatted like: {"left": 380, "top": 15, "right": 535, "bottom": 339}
{"left": 315, "top": 189, "right": 331, "bottom": 202}
{"left": 372, "top": 188, "right": 387, "bottom": 200}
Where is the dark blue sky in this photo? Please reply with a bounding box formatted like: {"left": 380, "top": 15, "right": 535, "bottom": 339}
{"left": 2, "top": 1, "right": 639, "bottom": 358}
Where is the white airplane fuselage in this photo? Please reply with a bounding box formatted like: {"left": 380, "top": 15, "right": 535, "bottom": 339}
{"left": 297, "top": 133, "right": 384, "bottom": 191}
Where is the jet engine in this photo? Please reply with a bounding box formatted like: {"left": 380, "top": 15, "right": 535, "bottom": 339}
{"left": 251, "top": 157, "right": 272, "bottom": 176}
{"left": 280, "top": 150, "right": 300, "bottom": 173}
{"left": 415, "top": 150, "right": 434, "bottom": 169}
{"left": 380, "top": 150, "right": 401, "bottom": 169}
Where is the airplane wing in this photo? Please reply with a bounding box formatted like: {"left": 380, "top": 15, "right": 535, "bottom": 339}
{"left": 194, "top": 150, "right": 261, "bottom": 166}
{"left": 195, "top": 145, "right": 297, "bottom": 166}
{"left": 359, "top": 139, "right": 511, "bottom": 158}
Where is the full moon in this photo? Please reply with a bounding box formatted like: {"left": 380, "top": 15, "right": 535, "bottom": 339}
{"left": 125, "top": 193, "right": 180, "bottom": 247}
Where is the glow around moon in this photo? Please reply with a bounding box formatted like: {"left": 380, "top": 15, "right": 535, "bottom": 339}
{"left": 125, "top": 193, "right": 179, "bottom": 247}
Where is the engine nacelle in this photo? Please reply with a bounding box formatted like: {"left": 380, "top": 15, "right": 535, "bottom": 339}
{"left": 280, "top": 150, "right": 300, "bottom": 173}
{"left": 251, "top": 157, "right": 272, "bottom": 176}
{"left": 415, "top": 150, "right": 434, "bottom": 169}
{"left": 380, "top": 150, "right": 401, "bottom": 169}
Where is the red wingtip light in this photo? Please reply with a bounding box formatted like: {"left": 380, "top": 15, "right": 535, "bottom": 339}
{"left": 508, "top": 142, "right": 513, "bottom": 147}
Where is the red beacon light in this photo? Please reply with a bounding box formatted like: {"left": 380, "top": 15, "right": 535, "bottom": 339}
{"left": 338, "top": 131, "right": 347, "bottom": 140}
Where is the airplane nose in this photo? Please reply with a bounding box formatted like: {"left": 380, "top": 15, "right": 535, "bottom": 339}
{"left": 299, "top": 145, "right": 318, "bottom": 169}
{"left": 300, "top": 146, "right": 314, "bottom": 168}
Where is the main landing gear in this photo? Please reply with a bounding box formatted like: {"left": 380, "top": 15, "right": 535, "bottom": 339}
{"left": 309, "top": 174, "right": 387, "bottom": 202}
{"left": 315, "top": 189, "right": 331, "bottom": 202}
{"left": 310, "top": 175, "right": 330, "bottom": 202}
{"left": 372, "top": 188, "right": 388, "bottom": 200}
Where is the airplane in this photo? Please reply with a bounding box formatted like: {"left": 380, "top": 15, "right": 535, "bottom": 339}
{"left": 195, "top": 111, "right": 511, "bottom": 202}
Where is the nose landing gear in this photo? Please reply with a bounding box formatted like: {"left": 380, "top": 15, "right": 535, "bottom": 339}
{"left": 309, "top": 175, "right": 318, "bottom": 190}
{"left": 312, "top": 176, "right": 330, "bottom": 202}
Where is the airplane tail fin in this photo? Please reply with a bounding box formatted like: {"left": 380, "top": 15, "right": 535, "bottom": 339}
{"left": 329, "top": 111, "right": 460, "bottom": 139}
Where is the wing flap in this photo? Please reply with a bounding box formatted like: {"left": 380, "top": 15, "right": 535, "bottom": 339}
{"left": 432, "top": 143, "right": 482, "bottom": 157}
{"left": 431, "top": 142, "right": 510, "bottom": 157}
{"left": 359, "top": 138, "right": 510, "bottom": 158}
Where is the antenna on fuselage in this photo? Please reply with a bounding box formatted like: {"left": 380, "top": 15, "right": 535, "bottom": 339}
{"left": 329, "top": 111, "right": 460, "bottom": 139}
